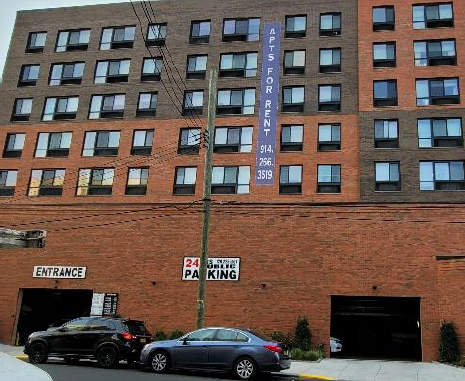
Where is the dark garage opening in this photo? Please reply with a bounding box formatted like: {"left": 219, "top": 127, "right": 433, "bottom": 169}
{"left": 15, "top": 288, "right": 93, "bottom": 345}
{"left": 331, "top": 296, "right": 421, "bottom": 360}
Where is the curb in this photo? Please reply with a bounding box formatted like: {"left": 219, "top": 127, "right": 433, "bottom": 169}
{"left": 15, "top": 355, "right": 28, "bottom": 361}
{"left": 300, "top": 374, "right": 336, "bottom": 380}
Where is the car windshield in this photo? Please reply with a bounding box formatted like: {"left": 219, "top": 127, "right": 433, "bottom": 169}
{"left": 124, "top": 321, "right": 150, "bottom": 335}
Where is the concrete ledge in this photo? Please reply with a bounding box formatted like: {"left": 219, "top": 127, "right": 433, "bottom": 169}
{"left": 300, "top": 374, "right": 336, "bottom": 380}
{"left": 15, "top": 355, "right": 28, "bottom": 361}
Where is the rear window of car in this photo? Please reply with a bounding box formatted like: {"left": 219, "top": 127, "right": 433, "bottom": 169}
{"left": 124, "top": 321, "right": 150, "bottom": 335}
{"left": 89, "top": 318, "right": 116, "bottom": 331}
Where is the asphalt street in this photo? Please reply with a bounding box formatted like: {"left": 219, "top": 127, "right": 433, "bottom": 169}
{"left": 34, "top": 359, "right": 298, "bottom": 381}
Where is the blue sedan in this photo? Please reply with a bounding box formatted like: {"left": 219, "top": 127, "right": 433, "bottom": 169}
{"left": 140, "top": 327, "right": 291, "bottom": 379}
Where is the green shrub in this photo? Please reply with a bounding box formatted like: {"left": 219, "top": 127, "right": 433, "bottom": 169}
{"left": 290, "top": 347, "right": 324, "bottom": 361}
{"left": 294, "top": 316, "right": 312, "bottom": 351}
{"left": 154, "top": 330, "right": 167, "bottom": 341}
{"left": 457, "top": 355, "right": 465, "bottom": 367}
{"left": 290, "top": 348, "right": 303, "bottom": 360}
{"left": 270, "top": 331, "right": 294, "bottom": 349}
{"left": 169, "top": 330, "right": 185, "bottom": 339}
{"left": 439, "top": 321, "right": 460, "bottom": 362}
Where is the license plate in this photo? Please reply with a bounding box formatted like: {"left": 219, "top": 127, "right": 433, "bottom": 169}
{"left": 140, "top": 338, "right": 147, "bottom": 344}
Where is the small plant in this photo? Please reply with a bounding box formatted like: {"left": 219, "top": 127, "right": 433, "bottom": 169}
{"left": 270, "top": 331, "right": 294, "bottom": 349}
{"left": 439, "top": 321, "right": 460, "bottom": 362}
{"left": 294, "top": 316, "right": 312, "bottom": 351}
{"left": 290, "top": 347, "right": 324, "bottom": 361}
{"left": 169, "top": 330, "right": 185, "bottom": 339}
{"left": 290, "top": 348, "right": 303, "bottom": 360}
{"left": 457, "top": 355, "right": 465, "bottom": 367}
{"left": 154, "top": 330, "right": 167, "bottom": 341}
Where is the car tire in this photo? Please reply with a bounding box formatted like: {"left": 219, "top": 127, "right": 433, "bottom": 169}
{"left": 96, "top": 346, "right": 119, "bottom": 369}
{"left": 149, "top": 350, "right": 170, "bottom": 373}
{"left": 28, "top": 342, "right": 48, "bottom": 364}
{"left": 234, "top": 356, "right": 257, "bottom": 380}
{"left": 64, "top": 356, "right": 80, "bottom": 365}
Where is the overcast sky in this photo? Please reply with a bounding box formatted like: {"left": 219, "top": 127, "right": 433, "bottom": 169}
{"left": 0, "top": 0, "right": 135, "bottom": 79}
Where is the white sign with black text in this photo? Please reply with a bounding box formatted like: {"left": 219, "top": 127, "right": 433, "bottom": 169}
{"left": 182, "top": 257, "right": 240, "bottom": 281}
{"left": 33, "top": 266, "right": 87, "bottom": 279}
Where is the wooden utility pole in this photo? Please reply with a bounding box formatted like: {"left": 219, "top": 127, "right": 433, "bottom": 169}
{"left": 196, "top": 68, "right": 217, "bottom": 329}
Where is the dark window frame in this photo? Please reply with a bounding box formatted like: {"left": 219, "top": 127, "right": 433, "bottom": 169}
{"left": 189, "top": 20, "right": 211, "bottom": 44}
{"left": 211, "top": 165, "right": 250, "bottom": 194}
{"left": 414, "top": 39, "right": 457, "bottom": 66}
{"left": 141, "top": 57, "right": 163, "bottom": 82}
{"left": 319, "top": 12, "right": 341, "bottom": 36}
{"left": 373, "top": 80, "right": 398, "bottom": 107}
{"left": 42, "top": 96, "right": 79, "bottom": 121}
{"left": 279, "top": 165, "right": 303, "bottom": 194}
{"left": 317, "top": 164, "right": 341, "bottom": 193}
{"left": 183, "top": 90, "right": 204, "bottom": 116}
{"left": 11, "top": 98, "right": 33, "bottom": 122}
{"left": 82, "top": 130, "right": 121, "bottom": 157}
{"left": 374, "top": 119, "right": 399, "bottom": 148}
{"left": 222, "top": 18, "right": 260, "bottom": 42}
{"left": 285, "top": 15, "right": 307, "bottom": 38}
{"left": 125, "top": 167, "right": 149, "bottom": 195}
{"left": 26, "top": 31, "right": 47, "bottom": 53}
{"left": 217, "top": 88, "right": 255, "bottom": 115}
{"left": 18, "top": 64, "right": 40, "bottom": 87}
{"left": 413, "top": 2, "right": 454, "bottom": 29}
{"left": 281, "top": 124, "right": 304, "bottom": 152}
{"left": 94, "top": 59, "right": 130, "bottom": 84}
{"left": 49, "top": 62, "right": 85, "bottom": 86}
{"left": 100, "top": 25, "right": 136, "bottom": 50}
{"left": 284, "top": 50, "right": 306, "bottom": 75}
{"left": 418, "top": 118, "right": 463, "bottom": 148}
{"left": 186, "top": 54, "right": 208, "bottom": 79}
{"left": 318, "top": 84, "right": 341, "bottom": 112}
{"left": 318, "top": 124, "right": 341, "bottom": 151}
{"left": 35, "top": 132, "right": 72, "bottom": 158}
{"left": 420, "top": 160, "right": 465, "bottom": 191}
{"left": 375, "top": 162, "right": 401, "bottom": 191}
{"left": 416, "top": 77, "right": 460, "bottom": 106}
{"left": 219, "top": 52, "right": 258, "bottom": 78}
{"left": 373, "top": 42, "right": 396, "bottom": 67}
{"left": 372, "top": 6, "right": 395, "bottom": 31}
{"left": 136, "top": 92, "right": 158, "bottom": 117}
{"left": 3, "top": 133, "right": 25, "bottom": 158}
{"left": 146, "top": 23, "right": 167, "bottom": 47}
{"left": 55, "top": 29, "right": 91, "bottom": 52}
{"left": 282, "top": 86, "right": 305, "bottom": 112}
{"left": 213, "top": 126, "right": 253, "bottom": 153}
{"left": 0, "top": 170, "right": 18, "bottom": 197}
{"left": 77, "top": 168, "right": 115, "bottom": 196}
{"left": 319, "top": 48, "right": 341, "bottom": 73}
{"left": 88, "top": 94, "right": 125, "bottom": 119}
{"left": 178, "top": 128, "right": 201, "bottom": 155}
{"left": 173, "top": 166, "right": 197, "bottom": 195}
{"left": 131, "top": 129, "right": 154, "bottom": 156}
{"left": 28, "top": 169, "right": 65, "bottom": 196}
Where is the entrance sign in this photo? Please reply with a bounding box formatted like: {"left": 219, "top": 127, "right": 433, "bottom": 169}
{"left": 33, "top": 266, "right": 86, "bottom": 279}
{"left": 182, "top": 257, "right": 240, "bottom": 281}
{"left": 255, "top": 22, "right": 281, "bottom": 185}
{"left": 90, "top": 292, "right": 118, "bottom": 316}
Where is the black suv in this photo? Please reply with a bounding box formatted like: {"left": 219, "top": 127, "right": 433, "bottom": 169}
{"left": 24, "top": 317, "right": 152, "bottom": 368}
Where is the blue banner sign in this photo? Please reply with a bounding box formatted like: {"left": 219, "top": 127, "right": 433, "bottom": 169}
{"left": 255, "top": 22, "right": 281, "bottom": 185}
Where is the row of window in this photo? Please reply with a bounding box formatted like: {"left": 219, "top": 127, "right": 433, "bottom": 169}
{"left": 2, "top": 159, "right": 464, "bottom": 198}
{"left": 372, "top": 3, "right": 454, "bottom": 31}
{"left": 0, "top": 164, "right": 342, "bottom": 197}
{"left": 1, "top": 124, "right": 342, "bottom": 160}
{"left": 26, "top": 13, "right": 343, "bottom": 55}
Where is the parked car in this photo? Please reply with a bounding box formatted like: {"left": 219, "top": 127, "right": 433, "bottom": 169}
{"left": 24, "top": 316, "right": 152, "bottom": 368}
{"left": 140, "top": 327, "right": 291, "bottom": 379}
{"left": 330, "top": 337, "right": 342, "bottom": 353}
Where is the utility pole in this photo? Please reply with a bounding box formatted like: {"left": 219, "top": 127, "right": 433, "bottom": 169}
{"left": 196, "top": 68, "right": 217, "bottom": 329}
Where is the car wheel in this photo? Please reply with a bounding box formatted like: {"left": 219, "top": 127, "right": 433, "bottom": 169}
{"left": 149, "top": 351, "right": 170, "bottom": 373}
{"left": 234, "top": 356, "right": 256, "bottom": 380}
{"left": 64, "top": 356, "right": 80, "bottom": 365}
{"left": 96, "top": 346, "right": 118, "bottom": 369}
{"left": 28, "top": 342, "right": 48, "bottom": 364}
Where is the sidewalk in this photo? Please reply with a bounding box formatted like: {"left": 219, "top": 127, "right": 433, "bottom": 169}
{"left": 281, "top": 358, "right": 465, "bottom": 381}
{"left": 0, "top": 343, "right": 24, "bottom": 356}
{"left": 0, "top": 352, "right": 52, "bottom": 381}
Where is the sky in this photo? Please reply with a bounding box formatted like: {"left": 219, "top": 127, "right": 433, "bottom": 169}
{"left": 0, "top": 0, "right": 135, "bottom": 79}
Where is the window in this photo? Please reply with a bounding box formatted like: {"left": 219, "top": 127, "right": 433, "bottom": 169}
{"left": 185, "top": 329, "right": 216, "bottom": 341}
{"left": 126, "top": 168, "right": 149, "bottom": 195}
{"left": 217, "top": 89, "right": 255, "bottom": 115}
{"left": 28, "top": 169, "right": 65, "bottom": 196}
{"left": 418, "top": 118, "right": 462, "bottom": 148}
{"left": 35, "top": 132, "right": 72, "bottom": 157}
{"left": 187, "top": 55, "right": 208, "bottom": 79}
{"left": 82, "top": 131, "right": 121, "bottom": 157}
{"left": 319, "top": 48, "right": 341, "bottom": 73}
{"left": 27, "top": 32, "right": 47, "bottom": 53}
{"left": 183, "top": 91, "right": 204, "bottom": 116}
{"left": 420, "top": 161, "right": 464, "bottom": 190}
{"left": 414, "top": 40, "right": 456, "bottom": 66}
{"left": 131, "top": 130, "right": 154, "bottom": 155}
{"left": 372, "top": 6, "right": 395, "bottom": 31}
{"left": 281, "top": 125, "right": 303, "bottom": 152}
{"left": 318, "top": 124, "right": 341, "bottom": 151}
{"left": 214, "top": 127, "right": 253, "bottom": 153}
{"left": 282, "top": 86, "right": 305, "bottom": 112}
{"left": 174, "top": 167, "right": 197, "bottom": 194}
{"left": 317, "top": 165, "right": 341, "bottom": 193}
{"left": 89, "top": 94, "right": 125, "bottom": 119}
{"left": 77, "top": 168, "right": 115, "bottom": 195}
{"left": 178, "top": 128, "right": 200, "bottom": 154}
{"left": 141, "top": 57, "right": 163, "bottom": 81}
{"left": 374, "top": 119, "right": 398, "bottom": 148}
{"left": 373, "top": 80, "right": 397, "bottom": 107}
{"left": 136, "top": 93, "right": 157, "bottom": 117}
{"left": 285, "top": 15, "right": 306, "bottom": 38}
{"left": 56, "top": 29, "right": 90, "bottom": 52}
{"left": 63, "top": 318, "right": 90, "bottom": 331}
{"left": 220, "top": 52, "right": 257, "bottom": 78}
{"left": 94, "top": 59, "right": 130, "bottom": 84}
{"left": 18, "top": 65, "right": 40, "bottom": 86}
{"left": 100, "top": 26, "right": 136, "bottom": 50}
{"left": 319, "top": 85, "right": 341, "bottom": 111}
{"left": 223, "top": 18, "right": 260, "bottom": 42}
{"left": 215, "top": 329, "right": 249, "bottom": 342}
{"left": 147, "top": 23, "right": 167, "bottom": 46}
{"left": 212, "top": 166, "right": 250, "bottom": 194}
{"left": 190, "top": 20, "right": 210, "bottom": 44}
{"left": 416, "top": 78, "right": 459, "bottom": 106}
{"left": 50, "top": 62, "right": 85, "bottom": 85}
{"left": 88, "top": 319, "right": 116, "bottom": 331}
{"left": 280, "top": 165, "right": 302, "bottom": 194}
{"left": 11, "top": 99, "right": 32, "bottom": 122}
{"left": 0, "top": 170, "right": 18, "bottom": 197}
{"left": 375, "top": 162, "right": 400, "bottom": 191}
{"left": 43, "top": 97, "right": 79, "bottom": 121}
{"left": 320, "top": 13, "right": 341, "bottom": 36}
{"left": 284, "top": 50, "right": 306, "bottom": 75}
{"left": 373, "top": 43, "right": 396, "bottom": 67}
{"left": 413, "top": 3, "right": 453, "bottom": 29}
{"left": 3, "top": 134, "right": 25, "bottom": 158}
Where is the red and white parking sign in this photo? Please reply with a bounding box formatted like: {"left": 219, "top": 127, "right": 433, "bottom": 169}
{"left": 182, "top": 257, "right": 240, "bottom": 281}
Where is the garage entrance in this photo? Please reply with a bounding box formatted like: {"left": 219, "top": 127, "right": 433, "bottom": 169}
{"left": 15, "top": 289, "right": 93, "bottom": 345}
{"left": 330, "top": 296, "right": 421, "bottom": 360}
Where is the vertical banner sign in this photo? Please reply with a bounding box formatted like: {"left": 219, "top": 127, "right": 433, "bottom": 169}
{"left": 255, "top": 22, "right": 281, "bottom": 185}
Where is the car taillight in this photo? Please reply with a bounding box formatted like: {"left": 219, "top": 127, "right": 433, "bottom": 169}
{"left": 265, "top": 345, "right": 283, "bottom": 353}
{"left": 121, "top": 332, "right": 134, "bottom": 340}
